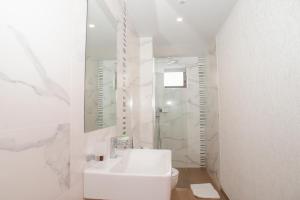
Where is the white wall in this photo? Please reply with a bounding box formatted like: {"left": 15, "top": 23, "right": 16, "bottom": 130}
{"left": 216, "top": 0, "right": 300, "bottom": 199}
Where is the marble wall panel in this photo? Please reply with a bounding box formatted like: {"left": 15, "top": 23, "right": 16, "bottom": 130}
{"left": 0, "top": 0, "right": 86, "bottom": 199}
{"left": 137, "top": 37, "right": 155, "bottom": 148}
{"left": 206, "top": 52, "right": 221, "bottom": 188}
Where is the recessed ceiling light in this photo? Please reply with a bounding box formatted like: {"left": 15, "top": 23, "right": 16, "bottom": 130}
{"left": 176, "top": 17, "right": 183, "bottom": 22}
{"left": 88, "top": 24, "right": 95, "bottom": 28}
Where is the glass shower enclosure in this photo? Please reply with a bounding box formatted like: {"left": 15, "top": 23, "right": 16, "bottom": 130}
{"left": 154, "top": 57, "right": 206, "bottom": 168}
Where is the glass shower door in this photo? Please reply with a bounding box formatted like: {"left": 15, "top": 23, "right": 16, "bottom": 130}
{"left": 154, "top": 57, "right": 203, "bottom": 168}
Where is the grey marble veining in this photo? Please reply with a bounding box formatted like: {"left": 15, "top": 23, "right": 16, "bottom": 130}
{"left": 0, "top": 25, "right": 72, "bottom": 195}
{"left": 0, "top": 124, "right": 67, "bottom": 152}
{"left": 0, "top": 124, "right": 71, "bottom": 191}
{"left": 135, "top": 37, "right": 155, "bottom": 148}
{"left": 1, "top": 26, "right": 70, "bottom": 105}
{"left": 44, "top": 124, "right": 70, "bottom": 190}
{"left": 0, "top": 0, "right": 87, "bottom": 199}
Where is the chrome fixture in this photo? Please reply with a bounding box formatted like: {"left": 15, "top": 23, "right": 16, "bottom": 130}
{"left": 110, "top": 136, "right": 133, "bottom": 158}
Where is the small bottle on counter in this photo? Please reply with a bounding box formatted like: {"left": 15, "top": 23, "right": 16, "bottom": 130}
{"left": 95, "top": 155, "right": 104, "bottom": 161}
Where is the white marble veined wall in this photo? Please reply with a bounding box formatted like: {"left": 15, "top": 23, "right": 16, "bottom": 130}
{"left": 0, "top": 0, "right": 142, "bottom": 199}
{"left": 155, "top": 57, "right": 202, "bottom": 168}
{"left": 206, "top": 52, "right": 221, "bottom": 188}
{"left": 127, "top": 29, "right": 141, "bottom": 146}
{"left": 137, "top": 37, "right": 155, "bottom": 148}
{"left": 0, "top": 0, "right": 86, "bottom": 200}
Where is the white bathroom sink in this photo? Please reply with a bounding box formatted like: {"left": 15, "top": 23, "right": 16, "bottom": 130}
{"left": 84, "top": 149, "right": 172, "bottom": 200}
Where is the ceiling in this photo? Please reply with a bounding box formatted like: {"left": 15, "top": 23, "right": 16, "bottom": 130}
{"left": 128, "top": 0, "right": 238, "bottom": 57}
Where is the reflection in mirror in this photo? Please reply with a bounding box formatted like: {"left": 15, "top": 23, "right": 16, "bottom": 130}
{"left": 85, "top": 0, "right": 117, "bottom": 133}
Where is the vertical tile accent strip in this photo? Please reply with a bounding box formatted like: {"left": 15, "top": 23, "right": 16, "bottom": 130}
{"left": 198, "top": 57, "right": 207, "bottom": 167}
{"left": 120, "top": 0, "right": 128, "bottom": 135}
{"left": 96, "top": 61, "right": 104, "bottom": 128}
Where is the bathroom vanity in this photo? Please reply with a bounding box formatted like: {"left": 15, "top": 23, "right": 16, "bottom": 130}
{"left": 84, "top": 149, "right": 172, "bottom": 200}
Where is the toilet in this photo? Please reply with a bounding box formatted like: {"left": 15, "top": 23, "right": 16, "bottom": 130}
{"left": 171, "top": 168, "right": 179, "bottom": 189}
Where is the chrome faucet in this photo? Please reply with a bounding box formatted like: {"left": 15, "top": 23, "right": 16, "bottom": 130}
{"left": 110, "top": 137, "right": 118, "bottom": 158}
{"left": 110, "top": 136, "right": 133, "bottom": 158}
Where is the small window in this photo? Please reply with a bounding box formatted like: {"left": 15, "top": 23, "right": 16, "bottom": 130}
{"left": 164, "top": 70, "right": 187, "bottom": 88}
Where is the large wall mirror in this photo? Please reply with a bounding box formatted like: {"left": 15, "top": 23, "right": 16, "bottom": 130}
{"left": 85, "top": 0, "right": 117, "bottom": 133}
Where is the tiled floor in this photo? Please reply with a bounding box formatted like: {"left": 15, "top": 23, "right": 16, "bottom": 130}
{"left": 171, "top": 168, "right": 229, "bottom": 200}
